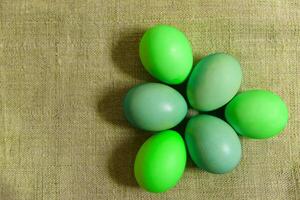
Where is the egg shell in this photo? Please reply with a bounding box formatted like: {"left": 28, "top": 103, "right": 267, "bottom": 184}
{"left": 225, "top": 89, "right": 289, "bottom": 139}
{"left": 185, "top": 115, "right": 242, "bottom": 174}
{"left": 134, "top": 130, "right": 187, "bottom": 193}
{"left": 187, "top": 53, "right": 242, "bottom": 111}
{"left": 139, "top": 25, "right": 193, "bottom": 84}
{"left": 123, "top": 83, "right": 188, "bottom": 131}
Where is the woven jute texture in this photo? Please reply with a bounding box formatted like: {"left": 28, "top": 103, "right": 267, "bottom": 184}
{"left": 0, "top": 0, "right": 299, "bottom": 199}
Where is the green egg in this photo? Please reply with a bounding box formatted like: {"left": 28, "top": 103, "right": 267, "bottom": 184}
{"left": 185, "top": 115, "right": 242, "bottom": 174}
{"left": 134, "top": 130, "right": 186, "bottom": 193}
{"left": 139, "top": 25, "right": 193, "bottom": 84}
{"left": 187, "top": 53, "right": 242, "bottom": 111}
{"left": 225, "top": 90, "right": 289, "bottom": 139}
{"left": 123, "top": 83, "right": 188, "bottom": 131}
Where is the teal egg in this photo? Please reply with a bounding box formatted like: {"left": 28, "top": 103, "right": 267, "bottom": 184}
{"left": 123, "top": 83, "right": 188, "bottom": 131}
{"left": 185, "top": 115, "right": 242, "bottom": 174}
{"left": 187, "top": 53, "right": 242, "bottom": 111}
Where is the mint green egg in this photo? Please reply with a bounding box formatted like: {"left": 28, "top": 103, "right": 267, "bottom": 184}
{"left": 123, "top": 83, "right": 188, "bottom": 131}
{"left": 225, "top": 90, "right": 289, "bottom": 139}
{"left": 187, "top": 53, "right": 242, "bottom": 111}
{"left": 134, "top": 130, "right": 187, "bottom": 193}
{"left": 185, "top": 115, "right": 242, "bottom": 174}
{"left": 139, "top": 25, "right": 193, "bottom": 84}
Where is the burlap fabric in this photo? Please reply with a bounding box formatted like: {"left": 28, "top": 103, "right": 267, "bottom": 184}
{"left": 0, "top": 0, "right": 299, "bottom": 199}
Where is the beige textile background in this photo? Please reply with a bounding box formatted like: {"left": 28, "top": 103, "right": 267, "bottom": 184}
{"left": 0, "top": 0, "right": 299, "bottom": 199}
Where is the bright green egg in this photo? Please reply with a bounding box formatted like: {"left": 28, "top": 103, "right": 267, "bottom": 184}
{"left": 185, "top": 115, "right": 242, "bottom": 174}
{"left": 134, "top": 130, "right": 186, "bottom": 193}
{"left": 225, "top": 90, "right": 289, "bottom": 139}
{"left": 123, "top": 83, "right": 187, "bottom": 131}
{"left": 139, "top": 25, "right": 193, "bottom": 84}
{"left": 187, "top": 53, "right": 242, "bottom": 111}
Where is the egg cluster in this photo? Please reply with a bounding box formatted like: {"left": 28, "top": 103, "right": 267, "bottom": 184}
{"left": 123, "top": 25, "right": 289, "bottom": 193}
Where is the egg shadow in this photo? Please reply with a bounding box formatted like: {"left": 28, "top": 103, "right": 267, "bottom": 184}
{"left": 171, "top": 79, "right": 188, "bottom": 101}
{"left": 204, "top": 105, "right": 226, "bottom": 121}
{"left": 98, "top": 85, "right": 153, "bottom": 186}
{"left": 100, "top": 27, "right": 159, "bottom": 128}
{"left": 183, "top": 152, "right": 197, "bottom": 169}
{"left": 101, "top": 27, "right": 159, "bottom": 187}
{"left": 193, "top": 55, "right": 202, "bottom": 66}
{"left": 99, "top": 84, "right": 153, "bottom": 187}
{"left": 98, "top": 86, "right": 136, "bottom": 129}
{"left": 111, "top": 28, "right": 154, "bottom": 82}
{"left": 108, "top": 134, "right": 150, "bottom": 187}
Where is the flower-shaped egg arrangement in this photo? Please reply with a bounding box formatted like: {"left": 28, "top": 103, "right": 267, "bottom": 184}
{"left": 123, "top": 25, "right": 289, "bottom": 193}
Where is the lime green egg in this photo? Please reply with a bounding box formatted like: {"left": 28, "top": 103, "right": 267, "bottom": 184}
{"left": 139, "top": 25, "right": 193, "bottom": 84}
{"left": 225, "top": 90, "right": 288, "bottom": 139}
{"left": 134, "top": 130, "right": 186, "bottom": 193}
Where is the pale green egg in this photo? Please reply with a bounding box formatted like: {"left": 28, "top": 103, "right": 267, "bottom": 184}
{"left": 185, "top": 115, "right": 242, "bottom": 174}
{"left": 187, "top": 53, "right": 242, "bottom": 111}
{"left": 123, "top": 83, "right": 188, "bottom": 131}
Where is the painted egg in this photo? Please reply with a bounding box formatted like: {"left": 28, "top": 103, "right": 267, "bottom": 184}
{"left": 187, "top": 53, "right": 242, "bottom": 111}
{"left": 225, "top": 89, "right": 289, "bottom": 139}
{"left": 134, "top": 130, "right": 186, "bottom": 192}
{"left": 123, "top": 83, "right": 188, "bottom": 131}
{"left": 139, "top": 25, "right": 193, "bottom": 84}
{"left": 185, "top": 115, "right": 242, "bottom": 174}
